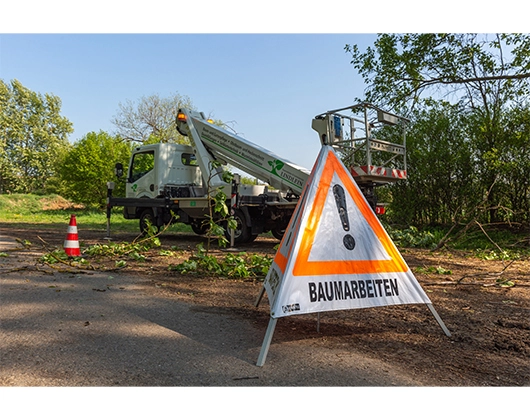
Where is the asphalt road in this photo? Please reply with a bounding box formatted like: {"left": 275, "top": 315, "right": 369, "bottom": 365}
{"left": 0, "top": 234, "right": 425, "bottom": 387}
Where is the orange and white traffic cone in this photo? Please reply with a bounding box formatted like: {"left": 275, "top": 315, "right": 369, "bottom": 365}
{"left": 64, "top": 214, "right": 81, "bottom": 257}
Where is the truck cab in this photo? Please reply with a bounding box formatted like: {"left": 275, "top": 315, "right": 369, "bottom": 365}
{"left": 123, "top": 143, "right": 205, "bottom": 225}
{"left": 126, "top": 143, "right": 202, "bottom": 199}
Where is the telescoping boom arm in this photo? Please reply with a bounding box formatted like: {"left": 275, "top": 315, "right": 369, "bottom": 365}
{"left": 176, "top": 109, "right": 310, "bottom": 196}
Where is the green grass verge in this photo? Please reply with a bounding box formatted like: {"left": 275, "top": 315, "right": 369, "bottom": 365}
{"left": 1, "top": 194, "right": 528, "bottom": 260}
{"left": 0, "top": 193, "right": 192, "bottom": 234}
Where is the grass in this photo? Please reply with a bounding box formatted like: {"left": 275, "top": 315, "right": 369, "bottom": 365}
{"left": 451, "top": 227, "right": 525, "bottom": 250}
{"left": 382, "top": 221, "right": 529, "bottom": 259}
{"left": 0, "top": 193, "right": 192, "bottom": 234}
{"left": 450, "top": 226, "right": 530, "bottom": 260}
{"left": 1, "top": 194, "right": 528, "bottom": 260}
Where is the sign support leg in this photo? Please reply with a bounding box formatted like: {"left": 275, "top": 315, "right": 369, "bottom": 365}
{"left": 256, "top": 317, "right": 277, "bottom": 367}
{"left": 254, "top": 285, "right": 265, "bottom": 307}
{"left": 426, "top": 303, "right": 451, "bottom": 337}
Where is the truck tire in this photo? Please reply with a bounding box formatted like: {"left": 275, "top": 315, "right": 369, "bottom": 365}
{"left": 271, "top": 227, "right": 285, "bottom": 241}
{"left": 191, "top": 220, "right": 208, "bottom": 235}
{"left": 139, "top": 209, "right": 158, "bottom": 235}
{"left": 225, "top": 209, "right": 256, "bottom": 244}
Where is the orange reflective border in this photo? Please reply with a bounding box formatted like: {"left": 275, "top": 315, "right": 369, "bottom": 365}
{"left": 280, "top": 150, "right": 408, "bottom": 276}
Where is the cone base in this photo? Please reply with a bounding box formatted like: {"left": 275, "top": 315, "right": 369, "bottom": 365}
{"left": 64, "top": 248, "right": 81, "bottom": 257}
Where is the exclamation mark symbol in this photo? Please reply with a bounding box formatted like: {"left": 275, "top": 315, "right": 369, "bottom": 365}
{"left": 333, "top": 184, "right": 356, "bottom": 250}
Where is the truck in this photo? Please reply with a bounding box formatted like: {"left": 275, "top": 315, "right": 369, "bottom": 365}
{"left": 106, "top": 103, "right": 408, "bottom": 243}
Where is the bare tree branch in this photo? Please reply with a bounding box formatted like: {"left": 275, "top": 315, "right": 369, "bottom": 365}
{"left": 403, "top": 72, "right": 530, "bottom": 87}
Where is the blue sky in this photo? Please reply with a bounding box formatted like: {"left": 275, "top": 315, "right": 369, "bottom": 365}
{"left": 1, "top": 33, "right": 376, "bottom": 169}
{"left": 0, "top": 2, "right": 511, "bottom": 170}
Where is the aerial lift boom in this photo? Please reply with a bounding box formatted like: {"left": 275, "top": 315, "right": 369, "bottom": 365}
{"left": 176, "top": 109, "right": 310, "bottom": 197}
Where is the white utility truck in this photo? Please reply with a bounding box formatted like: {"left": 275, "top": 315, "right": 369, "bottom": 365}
{"left": 106, "top": 103, "right": 408, "bottom": 243}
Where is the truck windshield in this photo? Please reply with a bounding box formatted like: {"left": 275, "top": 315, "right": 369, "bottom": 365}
{"left": 130, "top": 151, "right": 155, "bottom": 182}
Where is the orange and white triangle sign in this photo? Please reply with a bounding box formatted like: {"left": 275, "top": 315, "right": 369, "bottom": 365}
{"left": 263, "top": 146, "right": 432, "bottom": 319}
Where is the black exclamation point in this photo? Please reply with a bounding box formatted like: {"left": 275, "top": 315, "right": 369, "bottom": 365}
{"left": 333, "top": 185, "right": 356, "bottom": 250}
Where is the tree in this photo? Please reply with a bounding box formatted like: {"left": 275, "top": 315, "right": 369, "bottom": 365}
{"left": 481, "top": 104, "right": 530, "bottom": 225}
{"left": 112, "top": 93, "right": 194, "bottom": 144}
{"left": 0, "top": 79, "right": 73, "bottom": 194}
{"left": 387, "top": 100, "right": 476, "bottom": 226}
{"left": 345, "top": 33, "right": 530, "bottom": 112}
{"left": 57, "top": 131, "right": 131, "bottom": 208}
{"left": 346, "top": 34, "right": 530, "bottom": 225}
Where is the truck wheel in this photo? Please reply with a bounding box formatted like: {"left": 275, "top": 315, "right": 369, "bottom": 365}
{"left": 139, "top": 209, "right": 158, "bottom": 235}
{"left": 225, "top": 209, "right": 254, "bottom": 244}
{"left": 271, "top": 227, "right": 285, "bottom": 241}
{"left": 191, "top": 220, "right": 208, "bottom": 235}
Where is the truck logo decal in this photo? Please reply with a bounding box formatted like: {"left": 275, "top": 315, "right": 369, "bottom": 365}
{"left": 268, "top": 159, "right": 284, "bottom": 176}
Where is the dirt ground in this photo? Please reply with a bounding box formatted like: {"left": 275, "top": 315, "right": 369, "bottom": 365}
{"left": 1, "top": 225, "right": 529, "bottom": 386}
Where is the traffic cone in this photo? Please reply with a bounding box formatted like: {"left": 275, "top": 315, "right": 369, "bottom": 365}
{"left": 64, "top": 214, "right": 81, "bottom": 257}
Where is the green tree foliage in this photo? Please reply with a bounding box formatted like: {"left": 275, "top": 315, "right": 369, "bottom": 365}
{"left": 112, "top": 93, "right": 194, "bottom": 144}
{"left": 0, "top": 79, "right": 73, "bottom": 194}
{"left": 345, "top": 33, "right": 530, "bottom": 111}
{"left": 388, "top": 101, "right": 476, "bottom": 225}
{"left": 58, "top": 131, "right": 131, "bottom": 208}
{"left": 481, "top": 104, "right": 530, "bottom": 223}
{"left": 346, "top": 34, "right": 530, "bottom": 226}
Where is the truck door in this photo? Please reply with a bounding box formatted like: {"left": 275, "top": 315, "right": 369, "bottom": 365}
{"left": 126, "top": 150, "right": 156, "bottom": 198}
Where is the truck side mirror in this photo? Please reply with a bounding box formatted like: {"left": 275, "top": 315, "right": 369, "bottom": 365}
{"left": 115, "top": 163, "right": 124, "bottom": 178}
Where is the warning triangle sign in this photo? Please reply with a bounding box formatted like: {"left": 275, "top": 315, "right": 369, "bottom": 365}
{"left": 263, "top": 146, "right": 432, "bottom": 319}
